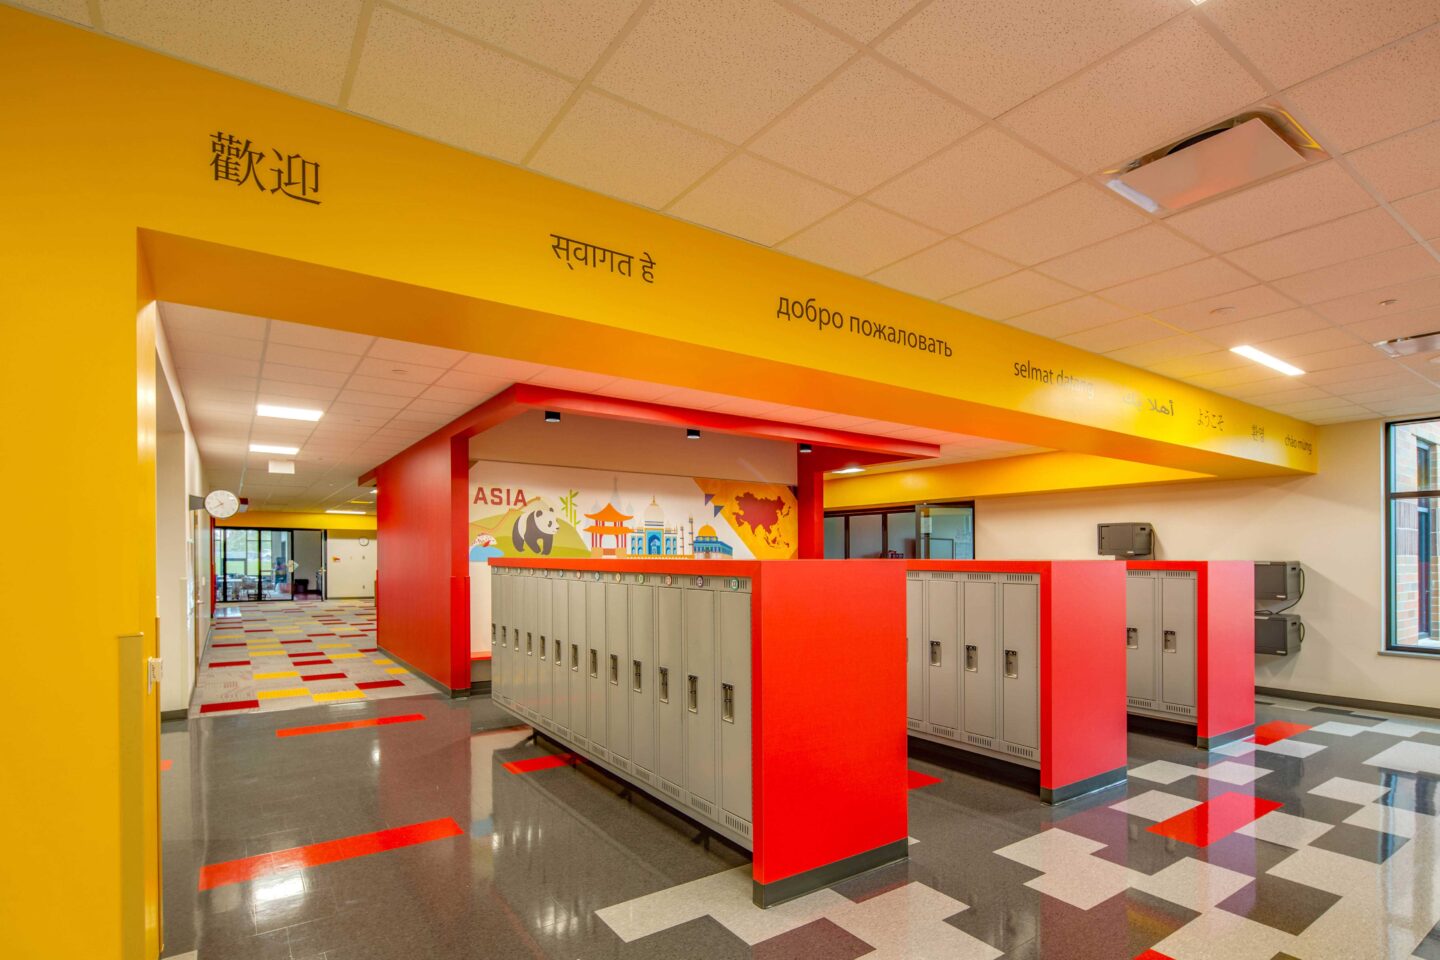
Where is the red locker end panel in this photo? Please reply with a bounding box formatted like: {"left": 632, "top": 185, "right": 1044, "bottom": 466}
{"left": 1199, "top": 561, "right": 1256, "bottom": 741}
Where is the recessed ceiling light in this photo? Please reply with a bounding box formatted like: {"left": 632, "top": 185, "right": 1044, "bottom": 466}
{"left": 250, "top": 443, "right": 299, "bottom": 455}
{"left": 1104, "top": 178, "right": 1161, "bottom": 213}
{"left": 544, "top": 410, "right": 561, "bottom": 423}
{"left": 1230, "top": 345, "right": 1305, "bottom": 376}
{"left": 370, "top": 488, "right": 378, "bottom": 494}
{"left": 267, "top": 459, "right": 295, "bottom": 475}
{"left": 325, "top": 509, "right": 367, "bottom": 515}
{"left": 798, "top": 443, "right": 813, "bottom": 454}
{"left": 256, "top": 403, "right": 323, "bottom": 422}
{"left": 686, "top": 428, "right": 701, "bottom": 440}
{"left": 832, "top": 466, "right": 865, "bottom": 475}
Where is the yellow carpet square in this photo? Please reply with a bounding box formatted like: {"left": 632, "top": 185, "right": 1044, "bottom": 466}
{"left": 385, "top": 667, "right": 409, "bottom": 675}
{"left": 253, "top": 671, "right": 300, "bottom": 680}
{"left": 372, "top": 658, "right": 393, "bottom": 666}
{"left": 312, "top": 690, "right": 365, "bottom": 703}
{"left": 329, "top": 652, "right": 363, "bottom": 660}
{"left": 257, "top": 687, "right": 309, "bottom": 700}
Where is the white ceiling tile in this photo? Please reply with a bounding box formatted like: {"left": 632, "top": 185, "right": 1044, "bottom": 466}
{"left": 867, "top": 127, "right": 1074, "bottom": 234}
{"left": 1034, "top": 226, "right": 1207, "bottom": 291}
{"left": 263, "top": 343, "right": 363, "bottom": 375}
{"left": 1346, "top": 121, "right": 1440, "bottom": 201}
{"left": 1288, "top": 343, "right": 1393, "bottom": 371}
{"left": 1007, "top": 297, "right": 1132, "bottom": 339}
{"left": 403, "top": 398, "right": 471, "bottom": 416}
{"left": 13, "top": 0, "right": 89, "bottom": 24}
{"left": 256, "top": 380, "right": 339, "bottom": 404}
{"left": 1185, "top": 363, "right": 1287, "bottom": 390}
{"left": 388, "top": 0, "right": 642, "bottom": 77}
{"left": 1341, "top": 383, "right": 1440, "bottom": 405}
{"left": 164, "top": 329, "right": 266, "bottom": 361}
{"left": 334, "top": 389, "right": 411, "bottom": 410}
{"left": 530, "top": 90, "right": 731, "bottom": 209}
{"left": 777, "top": 202, "right": 943, "bottom": 276}
{"left": 1364, "top": 397, "right": 1440, "bottom": 416}
{"left": 594, "top": 0, "right": 854, "bottom": 143}
{"left": 1105, "top": 334, "right": 1218, "bottom": 368}
{"left": 1058, "top": 316, "right": 1175, "bottom": 354}
{"left": 1005, "top": 17, "right": 1264, "bottom": 172}
{"left": 267, "top": 320, "right": 374, "bottom": 355}
{"left": 668, "top": 153, "right": 848, "bottom": 246}
{"left": 161, "top": 304, "right": 268, "bottom": 340}
{"left": 1318, "top": 371, "right": 1432, "bottom": 396}
{"left": 1164, "top": 161, "right": 1375, "bottom": 251}
{"left": 343, "top": 375, "right": 427, "bottom": 399}
{"left": 349, "top": 6, "right": 574, "bottom": 164}
{"left": 433, "top": 370, "right": 511, "bottom": 394}
{"left": 1201, "top": 0, "right": 1439, "bottom": 89}
{"left": 1311, "top": 274, "right": 1440, "bottom": 324}
{"left": 365, "top": 336, "right": 467, "bottom": 368}
{"left": 1396, "top": 188, "right": 1440, "bottom": 239}
{"left": 1198, "top": 308, "right": 1333, "bottom": 349}
{"left": 1271, "top": 244, "right": 1440, "bottom": 304}
{"left": 171, "top": 352, "right": 262, "bottom": 378}
{"left": 596, "top": 379, "right": 679, "bottom": 402}
{"left": 1300, "top": 360, "right": 1402, "bottom": 385}
{"left": 1148, "top": 349, "right": 1251, "bottom": 378}
{"left": 1099, "top": 258, "right": 1257, "bottom": 314}
{"left": 959, "top": 182, "right": 1148, "bottom": 265}
{"left": 943, "top": 270, "right": 1084, "bottom": 320}
{"left": 260, "top": 362, "right": 351, "bottom": 389}
{"left": 184, "top": 386, "right": 259, "bottom": 406}
{"left": 789, "top": 0, "right": 921, "bottom": 42}
{"left": 750, "top": 56, "right": 981, "bottom": 194}
{"left": 877, "top": 0, "right": 1188, "bottom": 118}
{"left": 102, "top": 0, "right": 361, "bottom": 103}
{"left": 1251, "top": 327, "right": 1368, "bottom": 360}
{"left": 1217, "top": 380, "right": 1329, "bottom": 404}
{"left": 868, "top": 239, "right": 1019, "bottom": 301}
{"left": 183, "top": 373, "right": 263, "bottom": 395}
{"left": 1224, "top": 207, "right": 1415, "bottom": 281}
{"left": 1343, "top": 303, "right": 1440, "bottom": 343}
{"left": 1285, "top": 25, "right": 1440, "bottom": 152}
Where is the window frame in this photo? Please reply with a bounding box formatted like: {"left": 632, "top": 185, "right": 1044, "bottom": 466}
{"left": 1384, "top": 418, "right": 1440, "bottom": 655}
{"left": 823, "top": 500, "right": 975, "bottom": 560}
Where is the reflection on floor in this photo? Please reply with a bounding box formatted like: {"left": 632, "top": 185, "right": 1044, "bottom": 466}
{"left": 190, "top": 601, "right": 429, "bottom": 717}
{"left": 161, "top": 691, "right": 1440, "bottom": 959}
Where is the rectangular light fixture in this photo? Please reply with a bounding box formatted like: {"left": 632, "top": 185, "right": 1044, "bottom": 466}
{"left": 250, "top": 443, "right": 299, "bottom": 455}
{"left": 325, "top": 509, "right": 367, "bottom": 515}
{"left": 1104, "top": 178, "right": 1161, "bottom": 213}
{"left": 831, "top": 466, "right": 865, "bottom": 475}
{"left": 268, "top": 459, "right": 295, "bottom": 475}
{"left": 1230, "top": 345, "right": 1305, "bottom": 376}
{"left": 257, "top": 403, "right": 323, "bottom": 422}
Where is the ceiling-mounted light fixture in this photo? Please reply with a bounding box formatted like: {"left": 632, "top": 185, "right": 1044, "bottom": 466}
{"left": 250, "top": 443, "right": 299, "bottom": 455}
{"left": 544, "top": 410, "right": 561, "bottom": 422}
{"left": 798, "top": 443, "right": 812, "bottom": 454}
{"left": 686, "top": 428, "right": 701, "bottom": 440}
{"left": 256, "top": 403, "right": 323, "bottom": 422}
{"left": 832, "top": 466, "right": 865, "bottom": 475}
{"left": 325, "top": 509, "right": 367, "bottom": 515}
{"left": 1230, "top": 345, "right": 1305, "bottom": 376}
{"left": 267, "top": 459, "right": 295, "bottom": 475}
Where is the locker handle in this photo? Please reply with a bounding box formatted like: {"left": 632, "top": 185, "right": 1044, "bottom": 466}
{"left": 609, "top": 653, "right": 619, "bottom": 684}
{"left": 1004, "top": 649, "right": 1019, "bottom": 679}
{"left": 929, "top": 640, "right": 942, "bottom": 666}
{"left": 1163, "top": 629, "right": 1178, "bottom": 653}
{"left": 570, "top": 643, "right": 579, "bottom": 671}
{"left": 659, "top": 666, "right": 669, "bottom": 703}
{"left": 632, "top": 659, "right": 643, "bottom": 693}
{"left": 1126, "top": 627, "right": 1139, "bottom": 649}
{"left": 539, "top": 635, "right": 546, "bottom": 661}
{"left": 721, "top": 683, "right": 735, "bottom": 724}
{"left": 554, "top": 638, "right": 562, "bottom": 665}
{"left": 964, "top": 645, "right": 978, "bottom": 672}
{"left": 687, "top": 674, "right": 699, "bottom": 713}
{"left": 588, "top": 648, "right": 598, "bottom": 678}
{"left": 526, "top": 632, "right": 533, "bottom": 655}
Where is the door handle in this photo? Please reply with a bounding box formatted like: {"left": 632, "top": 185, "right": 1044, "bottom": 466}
{"left": 687, "top": 674, "right": 699, "bottom": 713}
{"left": 721, "top": 683, "right": 735, "bottom": 723}
{"left": 632, "top": 659, "right": 643, "bottom": 692}
{"left": 1126, "top": 627, "right": 1139, "bottom": 649}
{"left": 539, "top": 635, "right": 546, "bottom": 660}
{"left": 929, "top": 640, "right": 942, "bottom": 666}
{"left": 570, "top": 643, "right": 579, "bottom": 671}
{"left": 659, "top": 666, "right": 670, "bottom": 703}
{"left": 588, "top": 648, "right": 598, "bottom": 677}
{"left": 1004, "top": 649, "right": 1019, "bottom": 679}
{"left": 554, "top": 638, "right": 562, "bottom": 664}
{"left": 526, "top": 632, "right": 533, "bottom": 655}
{"left": 609, "top": 653, "right": 619, "bottom": 684}
{"left": 1163, "top": 629, "right": 1178, "bottom": 653}
{"left": 965, "top": 644, "right": 978, "bottom": 672}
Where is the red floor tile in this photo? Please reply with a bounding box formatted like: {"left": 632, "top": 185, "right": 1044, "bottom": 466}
{"left": 908, "top": 770, "right": 943, "bottom": 790}
{"left": 198, "top": 817, "right": 462, "bottom": 889}
{"left": 1250, "top": 720, "right": 1312, "bottom": 745}
{"left": 212, "top": 642, "right": 246, "bottom": 648}
{"left": 244, "top": 629, "right": 272, "bottom": 633}
{"left": 292, "top": 659, "right": 332, "bottom": 666}
{"left": 276, "top": 713, "right": 425, "bottom": 738}
{"left": 280, "top": 639, "right": 312, "bottom": 645}
{"left": 359, "top": 647, "right": 378, "bottom": 652}
{"left": 209, "top": 660, "right": 250, "bottom": 668}
{"left": 308, "top": 632, "right": 336, "bottom": 637}
{"left": 1135, "top": 951, "right": 1177, "bottom": 960}
{"left": 200, "top": 699, "right": 260, "bottom": 714}
{"left": 502, "top": 753, "right": 575, "bottom": 774}
{"left": 301, "top": 672, "right": 348, "bottom": 681}
{"left": 1148, "top": 791, "right": 1283, "bottom": 847}
{"left": 356, "top": 679, "right": 404, "bottom": 690}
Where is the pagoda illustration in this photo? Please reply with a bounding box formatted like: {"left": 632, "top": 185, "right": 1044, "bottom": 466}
{"left": 583, "top": 502, "right": 633, "bottom": 557}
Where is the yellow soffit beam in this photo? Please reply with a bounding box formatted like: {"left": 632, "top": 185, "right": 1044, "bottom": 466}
{"left": 825, "top": 451, "right": 1216, "bottom": 510}
{"left": 4, "top": 6, "right": 1318, "bottom": 480}
{"left": 215, "top": 511, "right": 377, "bottom": 531}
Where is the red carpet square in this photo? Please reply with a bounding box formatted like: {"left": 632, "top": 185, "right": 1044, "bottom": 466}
{"left": 200, "top": 700, "right": 259, "bottom": 714}
{"left": 1149, "top": 791, "right": 1283, "bottom": 847}
{"left": 1251, "top": 721, "right": 1312, "bottom": 745}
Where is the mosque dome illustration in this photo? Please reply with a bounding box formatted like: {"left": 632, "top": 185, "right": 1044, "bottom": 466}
{"left": 693, "top": 524, "right": 733, "bottom": 559}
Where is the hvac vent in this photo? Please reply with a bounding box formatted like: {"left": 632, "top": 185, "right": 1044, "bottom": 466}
{"left": 1164, "top": 703, "right": 1196, "bottom": 717}
{"left": 659, "top": 780, "right": 683, "bottom": 799}
{"left": 1105, "top": 112, "right": 1323, "bottom": 214}
{"left": 965, "top": 734, "right": 995, "bottom": 750}
{"left": 931, "top": 724, "right": 957, "bottom": 739}
{"left": 1128, "top": 697, "right": 1157, "bottom": 709}
{"left": 690, "top": 798, "right": 714, "bottom": 817}
{"left": 1374, "top": 331, "right": 1440, "bottom": 357}
{"left": 1005, "top": 743, "right": 1037, "bottom": 760}
{"left": 724, "top": 814, "right": 752, "bottom": 838}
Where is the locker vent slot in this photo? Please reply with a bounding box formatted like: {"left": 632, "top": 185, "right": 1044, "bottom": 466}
{"left": 632, "top": 768, "right": 652, "bottom": 785}
{"left": 907, "top": 719, "right": 923, "bottom": 730}
{"left": 659, "top": 780, "right": 683, "bottom": 799}
{"left": 1126, "top": 570, "right": 1151, "bottom": 578}
{"left": 965, "top": 573, "right": 991, "bottom": 581}
{"left": 930, "top": 724, "right": 957, "bottom": 739}
{"left": 1004, "top": 574, "right": 1037, "bottom": 583}
{"left": 931, "top": 572, "right": 955, "bottom": 580}
{"left": 1164, "top": 703, "right": 1196, "bottom": 716}
{"left": 538, "top": 718, "right": 553, "bottom": 732}
{"left": 593, "top": 747, "right": 609, "bottom": 761}
{"left": 556, "top": 726, "right": 570, "bottom": 739}
{"left": 573, "top": 736, "right": 589, "bottom": 750}
{"left": 1005, "top": 743, "right": 1037, "bottom": 760}
{"left": 723, "top": 814, "right": 752, "bottom": 838}
{"left": 612, "top": 757, "right": 630, "bottom": 772}
{"left": 1128, "top": 697, "right": 1157, "bottom": 709}
{"left": 1162, "top": 571, "right": 1196, "bottom": 579}
{"left": 690, "top": 798, "right": 714, "bottom": 817}
{"left": 965, "top": 734, "right": 995, "bottom": 750}
{"left": 907, "top": 571, "right": 923, "bottom": 580}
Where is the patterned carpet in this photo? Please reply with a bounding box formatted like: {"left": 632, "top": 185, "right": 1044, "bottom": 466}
{"left": 190, "top": 600, "right": 431, "bottom": 717}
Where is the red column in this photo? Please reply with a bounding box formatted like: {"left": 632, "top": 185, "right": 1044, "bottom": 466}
{"left": 795, "top": 447, "right": 825, "bottom": 559}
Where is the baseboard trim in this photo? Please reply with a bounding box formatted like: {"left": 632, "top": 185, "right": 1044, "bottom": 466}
{"left": 752, "top": 838, "right": 909, "bottom": 909}
{"left": 1040, "top": 765, "right": 1127, "bottom": 805}
{"left": 377, "top": 647, "right": 468, "bottom": 699}
{"left": 160, "top": 708, "right": 188, "bottom": 723}
{"left": 1256, "top": 686, "right": 1440, "bottom": 720}
{"left": 470, "top": 680, "right": 492, "bottom": 695}
{"left": 1198, "top": 724, "right": 1255, "bottom": 749}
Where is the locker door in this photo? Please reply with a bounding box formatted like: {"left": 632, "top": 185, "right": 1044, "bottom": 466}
{"left": 655, "top": 582, "right": 684, "bottom": 791}
{"left": 629, "top": 582, "right": 655, "bottom": 775}
{"left": 906, "top": 578, "right": 924, "bottom": 724}
{"left": 497, "top": 572, "right": 512, "bottom": 702}
{"left": 506, "top": 573, "right": 522, "bottom": 702}
{"left": 925, "top": 580, "right": 960, "bottom": 731}
{"left": 586, "top": 578, "right": 607, "bottom": 750}
{"left": 1000, "top": 582, "right": 1039, "bottom": 753}
{"left": 489, "top": 570, "right": 506, "bottom": 702}
{"left": 1125, "top": 575, "right": 1158, "bottom": 702}
{"left": 717, "top": 586, "right": 752, "bottom": 825}
{"left": 536, "top": 576, "right": 553, "bottom": 721}
{"left": 1160, "top": 576, "right": 1197, "bottom": 708}
{"left": 961, "top": 580, "right": 998, "bottom": 741}
{"left": 567, "top": 578, "right": 588, "bottom": 741}
{"left": 683, "top": 586, "right": 716, "bottom": 805}
{"left": 522, "top": 574, "right": 538, "bottom": 714}
{"left": 605, "top": 580, "right": 630, "bottom": 761}
{"left": 550, "top": 577, "right": 569, "bottom": 732}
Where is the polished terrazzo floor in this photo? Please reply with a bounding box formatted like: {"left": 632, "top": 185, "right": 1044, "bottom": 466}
{"left": 160, "top": 691, "right": 1440, "bottom": 959}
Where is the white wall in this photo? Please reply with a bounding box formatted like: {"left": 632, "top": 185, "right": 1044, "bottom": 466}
{"left": 326, "top": 531, "right": 376, "bottom": 598}
{"left": 975, "top": 420, "right": 1438, "bottom": 710}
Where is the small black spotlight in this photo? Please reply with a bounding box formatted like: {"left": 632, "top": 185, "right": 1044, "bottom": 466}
{"left": 798, "top": 443, "right": 812, "bottom": 454}
{"left": 686, "top": 428, "right": 701, "bottom": 440}
{"left": 544, "top": 411, "right": 561, "bottom": 423}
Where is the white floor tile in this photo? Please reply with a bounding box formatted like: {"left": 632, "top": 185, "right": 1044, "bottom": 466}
{"left": 1131, "top": 858, "right": 1254, "bottom": 913}
{"left": 1310, "top": 776, "right": 1392, "bottom": 805}
{"left": 1128, "top": 760, "right": 1196, "bottom": 785}
{"left": 1235, "top": 810, "right": 1334, "bottom": 848}
{"left": 1366, "top": 742, "right": 1440, "bottom": 777}
{"left": 1111, "top": 790, "right": 1202, "bottom": 822}
{"left": 1151, "top": 908, "right": 1297, "bottom": 960}
{"left": 1308, "top": 720, "right": 1375, "bottom": 737}
{"left": 1198, "top": 761, "right": 1270, "bottom": 785}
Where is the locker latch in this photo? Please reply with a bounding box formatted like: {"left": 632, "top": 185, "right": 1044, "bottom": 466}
{"left": 570, "top": 643, "right": 579, "bottom": 671}
{"left": 1004, "top": 649, "right": 1019, "bottom": 679}
{"left": 609, "top": 654, "right": 619, "bottom": 684}
{"left": 1163, "top": 629, "right": 1178, "bottom": 653}
{"left": 539, "top": 635, "right": 546, "bottom": 661}
{"left": 554, "top": 638, "right": 562, "bottom": 664}
{"left": 1126, "top": 627, "right": 1139, "bottom": 649}
{"left": 687, "top": 674, "right": 699, "bottom": 713}
{"left": 588, "top": 649, "right": 598, "bottom": 678}
{"left": 526, "top": 632, "right": 533, "bottom": 655}
{"left": 721, "top": 683, "right": 735, "bottom": 724}
{"left": 632, "top": 659, "right": 643, "bottom": 692}
{"left": 929, "top": 640, "right": 942, "bottom": 666}
{"left": 659, "top": 666, "right": 670, "bottom": 703}
{"left": 964, "top": 645, "right": 978, "bottom": 672}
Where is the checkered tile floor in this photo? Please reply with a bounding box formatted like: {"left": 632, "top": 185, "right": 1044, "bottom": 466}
{"left": 191, "top": 600, "right": 429, "bottom": 717}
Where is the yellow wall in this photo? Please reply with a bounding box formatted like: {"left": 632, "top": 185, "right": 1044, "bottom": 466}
{"left": 216, "top": 510, "right": 377, "bottom": 532}
{"left": 0, "top": 7, "right": 1323, "bottom": 957}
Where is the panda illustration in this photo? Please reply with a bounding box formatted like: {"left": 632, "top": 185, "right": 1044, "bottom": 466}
{"left": 512, "top": 505, "right": 559, "bottom": 555}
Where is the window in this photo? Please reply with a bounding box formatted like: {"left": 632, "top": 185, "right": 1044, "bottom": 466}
{"left": 1386, "top": 420, "right": 1440, "bottom": 652}
{"left": 822, "top": 503, "right": 974, "bottom": 560}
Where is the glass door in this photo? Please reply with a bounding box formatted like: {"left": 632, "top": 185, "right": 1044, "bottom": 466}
{"left": 213, "top": 528, "right": 294, "bottom": 602}
{"left": 261, "top": 529, "right": 292, "bottom": 600}
{"left": 918, "top": 505, "right": 974, "bottom": 560}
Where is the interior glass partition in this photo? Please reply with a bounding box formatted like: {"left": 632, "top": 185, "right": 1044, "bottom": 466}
{"left": 213, "top": 528, "right": 293, "bottom": 602}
